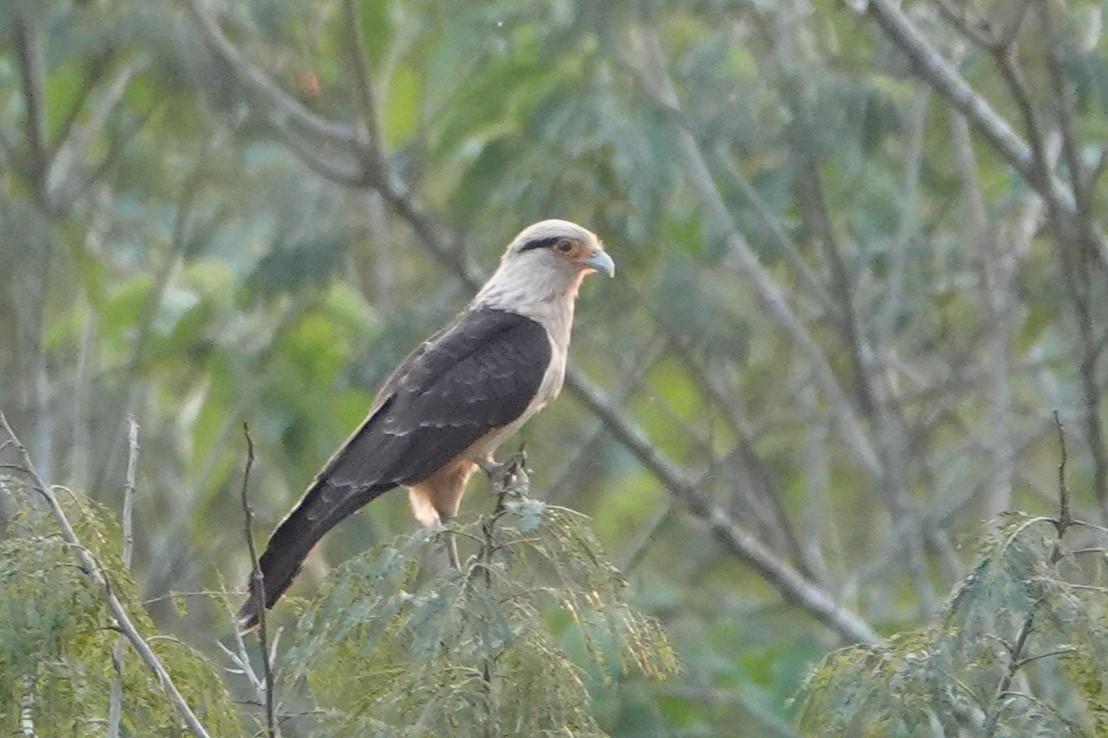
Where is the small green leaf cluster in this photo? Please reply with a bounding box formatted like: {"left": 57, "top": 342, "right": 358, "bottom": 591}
{"left": 799, "top": 515, "right": 1108, "bottom": 737}
{"left": 281, "top": 496, "right": 678, "bottom": 738}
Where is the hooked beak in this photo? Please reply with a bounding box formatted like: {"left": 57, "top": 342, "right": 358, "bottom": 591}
{"left": 580, "top": 250, "right": 615, "bottom": 278}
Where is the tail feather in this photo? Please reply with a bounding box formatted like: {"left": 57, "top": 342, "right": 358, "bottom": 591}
{"left": 237, "top": 479, "right": 393, "bottom": 631}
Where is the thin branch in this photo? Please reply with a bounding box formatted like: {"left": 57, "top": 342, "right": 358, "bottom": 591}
{"left": 1035, "top": 1, "right": 1087, "bottom": 215}
{"left": 47, "top": 56, "right": 147, "bottom": 207}
{"left": 239, "top": 424, "right": 276, "bottom": 738}
{"left": 94, "top": 138, "right": 214, "bottom": 493}
{"left": 1016, "top": 646, "right": 1075, "bottom": 668}
{"left": 0, "top": 413, "right": 212, "bottom": 738}
{"left": 854, "top": 0, "right": 1108, "bottom": 265}
{"left": 567, "top": 373, "right": 881, "bottom": 645}
{"left": 877, "top": 86, "right": 930, "bottom": 351}
{"left": 983, "top": 607, "right": 1035, "bottom": 736}
{"left": 13, "top": 14, "right": 47, "bottom": 188}
{"left": 340, "top": 0, "right": 386, "bottom": 167}
{"left": 543, "top": 333, "right": 666, "bottom": 505}
{"left": 48, "top": 51, "right": 112, "bottom": 160}
{"left": 107, "top": 417, "right": 139, "bottom": 738}
{"left": 929, "top": 0, "right": 996, "bottom": 49}
{"left": 122, "top": 418, "right": 138, "bottom": 567}
{"left": 992, "top": 46, "right": 1052, "bottom": 204}
{"left": 219, "top": 609, "right": 283, "bottom": 727}
{"left": 19, "top": 675, "right": 36, "bottom": 738}
{"left": 656, "top": 319, "right": 822, "bottom": 581}
{"left": 710, "top": 143, "right": 835, "bottom": 316}
{"left": 271, "top": 123, "right": 369, "bottom": 186}
{"left": 857, "top": 0, "right": 1044, "bottom": 198}
{"left": 794, "top": 155, "right": 878, "bottom": 418}
{"left": 1053, "top": 410, "right": 1072, "bottom": 537}
{"left": 181, "top": 0, "right": 361, "bottom": 151}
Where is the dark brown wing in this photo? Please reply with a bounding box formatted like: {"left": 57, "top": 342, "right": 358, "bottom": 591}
{"left": 238, "top": 307, "right": 551, "bottom": 628}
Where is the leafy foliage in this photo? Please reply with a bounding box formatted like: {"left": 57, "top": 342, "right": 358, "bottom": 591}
{"left": 281, "top": 485, "right": 678, "bottom": 737}
{"left": 3, "top": 0, "right": 1108, "bottom": 733}
{"left": 800, "top": 515, "right": 1108, "bottom": 737}
{"left": 0, "top": 479, "right": 241, "bottom": 736}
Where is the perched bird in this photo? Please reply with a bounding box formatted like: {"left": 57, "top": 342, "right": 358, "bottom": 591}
{"left": 239, "top": 219, "right": 614, "bottom": 628}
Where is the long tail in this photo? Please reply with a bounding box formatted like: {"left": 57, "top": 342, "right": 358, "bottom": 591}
{"left": 237, "top": 478, "right": 393, "bottom": 630}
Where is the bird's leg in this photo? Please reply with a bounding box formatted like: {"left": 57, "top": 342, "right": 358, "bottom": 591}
{"left": 436, "top": 514, "right": 460, "bottom": 570}
{"left": 478, "top": 449, "right": 529, "bottom": 497}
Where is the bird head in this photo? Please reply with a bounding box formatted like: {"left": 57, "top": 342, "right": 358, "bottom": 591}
{"left": 506, "top": 219, "right": 615, "bottom": 279}
{"left": 476, "top": 220, "right": 614, "bottom": 313}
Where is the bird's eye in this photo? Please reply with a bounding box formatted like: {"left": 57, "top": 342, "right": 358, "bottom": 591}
{"left": 555, "top": 238, "right": 574, "bottom": 254}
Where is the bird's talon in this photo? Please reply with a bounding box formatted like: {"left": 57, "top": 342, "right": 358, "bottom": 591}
{"left": 480, "top": 450, "right": 528, "bottom": 496}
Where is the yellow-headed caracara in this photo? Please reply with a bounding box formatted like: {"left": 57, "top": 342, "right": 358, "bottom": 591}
{"left": 239, "top": 220, "right": 614, "bottom": 628}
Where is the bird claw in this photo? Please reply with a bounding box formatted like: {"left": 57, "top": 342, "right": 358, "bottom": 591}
{"left": 479, "top": 450, "right": 529, "bottom": 497}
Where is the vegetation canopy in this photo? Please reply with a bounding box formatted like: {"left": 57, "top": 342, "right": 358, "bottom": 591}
{"left": 2, "top": 0, "right": 1108, "bottom": 734}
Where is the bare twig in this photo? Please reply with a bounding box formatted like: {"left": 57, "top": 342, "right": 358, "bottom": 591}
{"left": 219, "top": 620, "right": 283, "bottom": 734}
{"left": 0, "top": 413, "right": 212, "bottom": 738}
{"left": 122, "top": 418, "right": 138, "bottom": 566}
{"left": 107, "top": 417, "right": 139, "bottom": 738}
{"left": 1053, "top": 410, "right": 1072, "bottom": 538}
{"left": 239, "top": 423, "right": 276, "bottom": 738}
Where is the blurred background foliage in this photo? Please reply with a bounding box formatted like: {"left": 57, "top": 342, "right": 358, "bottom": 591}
{"left": 1, "top": 0, "right": 1107, "bottom": 734}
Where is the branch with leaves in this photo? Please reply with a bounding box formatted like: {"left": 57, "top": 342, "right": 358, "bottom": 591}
{"left": 0, "top": 413, "right": 215, "bottom": 738}
{"left": 280, "top": 465, "right": 677, "bottom": 737}
{"left": 801, "top": 413, "right": 1108, "bottom": 735}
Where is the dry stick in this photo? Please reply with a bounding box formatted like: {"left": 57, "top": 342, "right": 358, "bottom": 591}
{"left": 239, "top": 424, "right": 276, "bottom": 738}
{"left": 1053, "top": 410, "right": 1072, "bottom": 538}
{"left": 107, "top": 417, "right": 139, "bottom": 738}
{"left": 0, "top": 412, "right": 212, "bottom": 738}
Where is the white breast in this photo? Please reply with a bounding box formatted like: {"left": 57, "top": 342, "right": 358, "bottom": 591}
{"left": 464, "top": 321, "right": 569, "bottom": 462}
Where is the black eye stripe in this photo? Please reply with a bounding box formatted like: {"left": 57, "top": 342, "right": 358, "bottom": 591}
{"left": 519, "top": 237, "right": 567, "bottom": 252}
